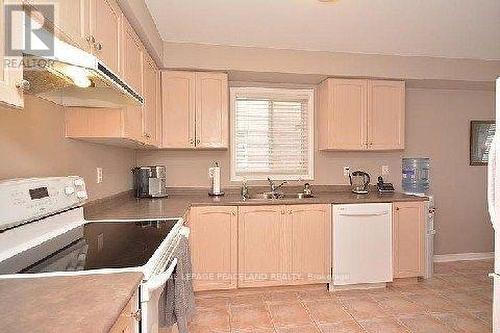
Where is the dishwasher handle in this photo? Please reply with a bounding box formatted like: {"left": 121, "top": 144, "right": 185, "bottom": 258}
{"left": 338, "top": 210, "right": 390, "bottom": 217}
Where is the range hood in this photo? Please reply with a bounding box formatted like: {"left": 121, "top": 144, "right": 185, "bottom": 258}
{"left": 22, "top": 35, "right": 144, "bottom": 108}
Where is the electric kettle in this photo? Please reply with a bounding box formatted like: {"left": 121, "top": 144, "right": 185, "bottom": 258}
{"left": 349, "top": 171, "right": 371, "bottom": 194}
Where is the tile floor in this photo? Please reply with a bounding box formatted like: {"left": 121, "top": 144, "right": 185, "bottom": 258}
{"left": 188, "top": 260, "right": 493, "bottom": 333}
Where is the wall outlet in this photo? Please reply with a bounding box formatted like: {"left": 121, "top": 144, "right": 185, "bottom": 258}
{"left": 96, "top": 167, "right": 103, "bottom": 184}
{"left": 343, "top": 166, "right": 350, "bottom": 177}
{"left": 381, "top": 165, "right": 389, "bottom": 176}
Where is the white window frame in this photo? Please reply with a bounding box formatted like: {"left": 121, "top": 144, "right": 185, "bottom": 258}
{"left": 230, "top": 87, "right": 315, "bottom": 182}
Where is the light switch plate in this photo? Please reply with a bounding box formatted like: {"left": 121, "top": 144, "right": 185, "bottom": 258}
{"left": 343, "top": 166, "right": 350, "bottom": 177}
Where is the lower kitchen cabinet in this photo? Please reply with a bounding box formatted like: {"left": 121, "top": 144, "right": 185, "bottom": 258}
{"left": 238, "top": 204, "right": 331, "bottom": 288}
{"left": 109, "top": 290, "right": 139, "bottom": 333}
{"left": 189, "top": 206, "right": 238, "bottom": 291}
{"left": 393, "top": 201, "right": 425, "bottom": 278}
{"left": 238, "top": 205, "right": 285, "bottom": 287}
{"left": 288, "top": 204, "right": 331, "bottom": 284}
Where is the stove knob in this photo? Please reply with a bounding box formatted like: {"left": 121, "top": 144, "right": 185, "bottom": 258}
{"left": 74, "top": 179, "right": 85, "bottom": 187}
{"left": 76, "top": 191, "right": 87, "bottom": 199}
{"left": 64, "top": 187, "right": 75, "bottom": 196}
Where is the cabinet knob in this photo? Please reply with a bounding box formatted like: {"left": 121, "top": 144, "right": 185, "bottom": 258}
{"left": 189, "top": 138, "right": 194, "bottom": 145}
{"left": 395, "top": 207, "right": 400, "bottom": 211}
{"left": 288, "top": 210, "right": 293, "bottom": 214}
{"left": 86, "top": 35, "right": 96, "bottom": 44}
{"left": 15, "top": 79, "right": 30, "bottom": 91}
{"left": 281, "top": 210, "right": 285, "bottom": 215}
{"left": 196, "top": 139, "right": 201, "bottom": 145}
{"left": 95, "top": 42, "right": 103, "bottom": 51}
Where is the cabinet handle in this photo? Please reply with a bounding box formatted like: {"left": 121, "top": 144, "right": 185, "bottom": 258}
{"left": 288, "top": 210, "right": 293, "bottom": 214}
{"left": 395, "top": 207, "right": 400, "bottom": 211}
{"left": 95, "top": 42, "right": 103, "bottom": 51}
{"left": 281, "top": 210, "right": 285, "bottom": 215}
{"left": 189, "top": 138, "right": 194, "bottom": 145}
{"left": 231, "top": 211, "right": 236, "bottom": 216}
{"left": 196, "top": 139, "right": 201, "bottom": 145}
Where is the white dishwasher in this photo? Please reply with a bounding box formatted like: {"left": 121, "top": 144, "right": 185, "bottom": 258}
{"left": 330, "top": 203, "right": 393, "bottom": 288}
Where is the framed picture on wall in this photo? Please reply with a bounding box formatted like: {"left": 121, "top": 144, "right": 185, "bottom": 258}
{"left": 470, "top": 120, "right": 496, "bottom": 166}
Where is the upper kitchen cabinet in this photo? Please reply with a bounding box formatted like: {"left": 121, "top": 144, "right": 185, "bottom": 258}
{"left": 120, "top": 17, "right": 144, "bottom": 143}
{"left": 318, "top": 78, "right": 405, "bottom": 151}
{"left": 161, "top": 70, "right": 228, "bottom": 149}
{"left": 28, "top": 0, "right": 91, "bottom": 51}
{"left": 29, "top": 0, "right": 90, "bottom": 52}
{"left": 195, "top": 72, "right": 229, "bottom": 148}
{"left": 0, "top": 0, "right": 23, "bottom": 108}
{"left": 161, "top": 71, "right": 196, "bottom": 148}
{"left": 88, "top": 0, "right": 122, "bottom": 74}
{"left": 368, "top": 80, "right": 405, "bottom": 150}
{"left": 143, "top": 53, "right": 160, "bottom": 146}
{"left": 318, "top": 79, "right": 367, "bottom": 150}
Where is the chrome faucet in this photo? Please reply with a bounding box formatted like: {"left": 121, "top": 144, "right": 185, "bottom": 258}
{"left": 241, "top": 180, "right": 250, "bottom": 201}
{"left": 267, "top": 177, "right": 287, "bottom": 195}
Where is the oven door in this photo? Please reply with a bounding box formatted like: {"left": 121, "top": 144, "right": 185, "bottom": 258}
{"left": 141, "top": 257, "right": 178, "bottom": 333}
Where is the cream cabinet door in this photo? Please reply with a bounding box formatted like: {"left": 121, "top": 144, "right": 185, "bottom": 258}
{"left": 238, "top": 205, "right": 285, "bottom": 287}
{"left": 120, "top": 18, "right": 143, "bottom": 143}
{"left": 318, "top": 79, "right": 368, "bottom": 150}
{"left": 393, "top": 202, "right": 425, "bottom": 278}
{"left": 368, "top": 80, "right": 405, "bottom": 150}
{"left": 195, "top": 72, "right": 228, "bottom": 148}
{"left": 30, "top": 0, "right": 90, "bottom": 51}
{"left": 161, "top": 71, "right": 196, "bottom": 149}
{"left": 190, "top": 206, "right": 238, "bottom": 291}
{"left": 89, "top": 0, "right": 121, "bottom": 74}
{"left": 0, "top": 0, "right": 23, "bottom": 108}
{"left": 142, "top": 53, "right": 158, "bottom": 146}
{"left": 287, "top": 204, "right": 331, "bottom": 285}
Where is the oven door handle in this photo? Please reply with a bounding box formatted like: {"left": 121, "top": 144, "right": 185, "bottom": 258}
{"left": 143, "top": 258, "right": 178, "bottom": 301}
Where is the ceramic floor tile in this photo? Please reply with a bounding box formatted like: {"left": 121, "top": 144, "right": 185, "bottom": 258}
{"left": 230, "top": 294, "right": 266, "bottom": 308}
{"left": 275, "top": 324, "right": 321, "bottom": 333}
{"left": 374, "top": 295, "right": 425, "bottom": 316}
{"left": 262, "top": 290, "right": 300, "bottom": 304}
{"left": 268, "top": 303, "right": 313, "bottom": 328}
{"left": 318, "top": 320, "right": 365, "bottom": 333}
{"left": 358, "top": 317, "right": 409, "bottom": 333}
{"left": 230, "top": 305, "right": 274, "bottom": 330}
{"left": 430, "top": 311, "right": 490, "bottom": 333}
{"left": 188, "top": 260, "right": 493, "bottom": 332}
{"left": 341, "top": 296, "right": 389, "bottom": 321}
{"left": 304, "top": 300, "right": 353, "bottom": 324}
{"left": 408, "top": 293, "right": 460, "bottom": 313}
{"left": 188, "top": 310, "right": 231, "bottom": 332}
{"left": 196, "top": 296, "right": 231, "bottom": 311}
{"left": 397, "top": 314, "right": 452, "bottom": 333}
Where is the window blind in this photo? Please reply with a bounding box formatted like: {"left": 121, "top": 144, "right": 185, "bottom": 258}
{"left": 231, "top": 88, "right": 314, "bottom": 180}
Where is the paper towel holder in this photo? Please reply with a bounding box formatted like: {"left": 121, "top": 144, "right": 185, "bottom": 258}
{"left": 209, "top": 161, "right": 225, "bottom": 197}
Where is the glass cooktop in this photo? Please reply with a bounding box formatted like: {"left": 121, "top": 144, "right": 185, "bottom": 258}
{"left": 1, "top": 220, "right": 179, "bottom": 274}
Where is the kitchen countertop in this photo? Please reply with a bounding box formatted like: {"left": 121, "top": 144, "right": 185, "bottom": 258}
{"left": 85, "top": 186, "right": 427, "bottom": 220}
{"left": 0, "top": 272, "right": 142, "bottom": 333}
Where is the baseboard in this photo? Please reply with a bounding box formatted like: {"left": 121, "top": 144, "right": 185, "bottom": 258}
{"left": 433, "top": 252, "right": 494, "bottom": 262}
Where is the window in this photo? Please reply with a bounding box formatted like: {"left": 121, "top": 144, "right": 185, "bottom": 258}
{"left": 230, "top": 87, "right": 314, "bottom": 181}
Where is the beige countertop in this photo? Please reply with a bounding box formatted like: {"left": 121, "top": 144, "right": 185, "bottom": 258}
{"left": 85, "top": 186, "right": 427, "bottom": 220}
{"left": 0, "top": 272, "right": 142, "bottom": 333}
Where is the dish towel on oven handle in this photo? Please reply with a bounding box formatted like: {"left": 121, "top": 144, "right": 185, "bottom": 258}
{"left": 159, "top": 228, "right": 196, "bottom": 332}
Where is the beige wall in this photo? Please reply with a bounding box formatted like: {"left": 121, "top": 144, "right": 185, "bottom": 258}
{"left": 137, "top": 88, "right": 495, "bottom": 255}
{"left": 0, "top": 96, "right": 136, "bottom": 200}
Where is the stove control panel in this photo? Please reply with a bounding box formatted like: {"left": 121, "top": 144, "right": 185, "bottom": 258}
{"left": 0, "top": 176, "right": 87, "bottom": 231}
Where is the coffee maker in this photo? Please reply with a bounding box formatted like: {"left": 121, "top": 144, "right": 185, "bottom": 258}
{"left": 132, "top": 166, "right": 168, "bottom": 198}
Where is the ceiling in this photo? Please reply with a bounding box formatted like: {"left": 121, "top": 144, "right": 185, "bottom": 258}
{"left": 145, "top": 0, "right": 500, "bottom": 60}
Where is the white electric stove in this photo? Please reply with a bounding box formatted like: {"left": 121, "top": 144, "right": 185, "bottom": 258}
{"left": 0, "top": 176, "right": 185, "bottom": 333}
